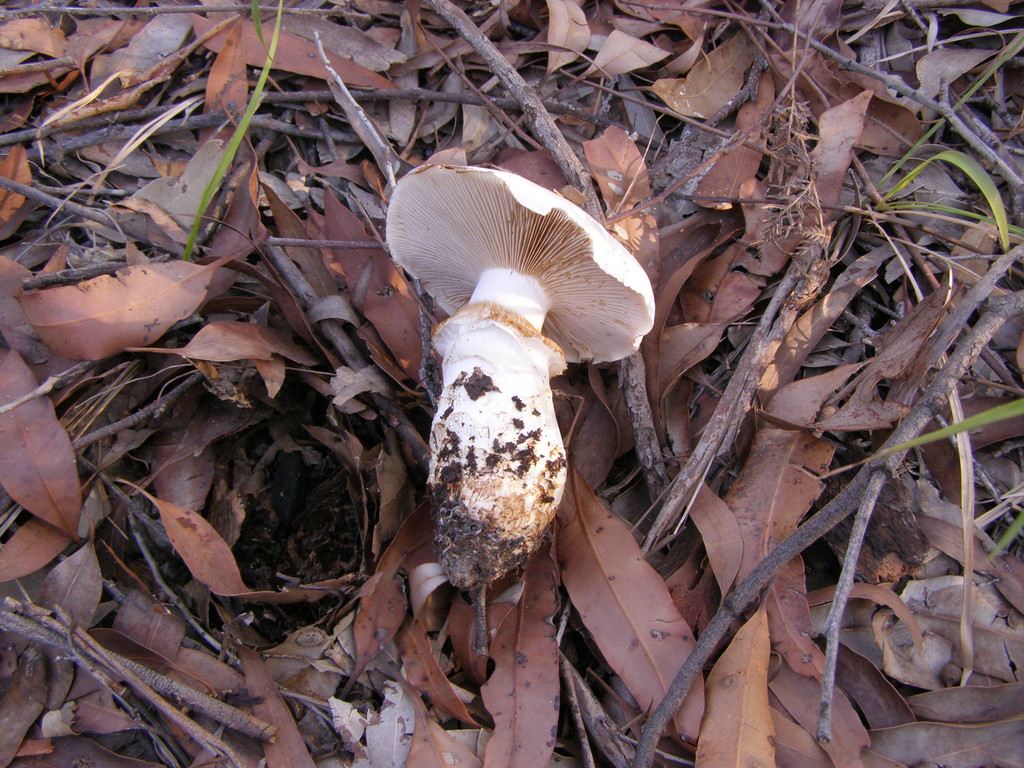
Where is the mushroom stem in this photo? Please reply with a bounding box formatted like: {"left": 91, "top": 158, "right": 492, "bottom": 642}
{"left": 429, "top": 301, "right": 567, "bottom": 590}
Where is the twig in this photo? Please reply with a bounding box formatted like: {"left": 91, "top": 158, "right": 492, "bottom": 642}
{"left": 0, "top": 56, "right": 77, "bottom": 76}
{"left": 423, "top": 0, "right": 600, "bottom": 215}
{"left": 641, "top": 265, "right": 805, "bottom": 551}
{"left": 72, "top": 372, "right": 204, "bottom": 452}
{"left": 0, "top": 175, "right": 119, "bottom": 229}
{"left": 266, "top": 237, "right": 384, "bottom": 250}
{"left": 619, "top": 354, "right": 668, "bottom": 499}
{"left": 0, "top": 361, "right": 95, "bottom": 417}
{"left": 0, "top": 600, "right": 276, "bottom": 745}
{"left": 0, "top": 4, "right": 340, "bottom": 20}
{"left": 314, "top": 32, "right": 406, "bottom": 190}
{"left": 631, "top": 287, "right": 1024, "bottom": 768}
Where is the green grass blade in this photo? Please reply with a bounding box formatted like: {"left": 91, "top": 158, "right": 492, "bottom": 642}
{"left": 884, "top": 149, "right": 1010, "bottom": 251}
{"left": 876, "top": 398, "right": 1024, "bottom": 459}
{"left": 183, "top": 0, "right": 283, "bottom": 261}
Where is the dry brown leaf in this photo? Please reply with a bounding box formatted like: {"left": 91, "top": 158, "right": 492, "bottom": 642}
{"left": 0, "top": 517, "right": 71, "bottom": 582}
{"left": 769, "top": 663, "right": 870, "bottom": 768}
{"left": 112, "top": 140, "right": 230, "bottom": 246}
{"left": 687, "top": 485, "right": 743, "bottom": 601}
{"left": 481, "top": 544, "right": 560, "bottom": 768}
{"left": 90, "top": 14, "right": 191, "bottom": 87}
{"left": 770, "top": 706, "right": 833, "bottom": 768}
{"left": 558, "top": 470, "right": 704, "bottom": 742}
{"left": 112, "top": 589, "right": 186, "bottom": 662}
{"left": 352, "top": 507, "right": 435, "bottom": 679}
{"left": 38, "top": 541, "right": 102, "bottom": 628}
{"left": 909, "top": 681, "right": 1024, "bottom": 724}
{"left": 545, "top": 0, "right": 590, "bottom": 72}
{"left": 405, "top": 683, "right": 483, "bottom": 768}
{"left": 398, "top": 618, "right": 482, "bottom": 727}
{"left": 696, "top": 607, "right": 774, "bottom": 768}
{"left": 145, "top": 489, "right": 251, "bottom": 596}
{"left": 727, "top": 428, "right": 833, "bottom": 580}
{"left": 583, "top": 126, "right": 660, "bottom": 278}
{"left": 0, "top": 18, "right": 66, "bottom": 58}
{"left": 315, "top": 193, "right": 423, "bottom": 380}
{"left": 17, "top": 261, "right": 224, "bottom": 361}
{"left": 237, "top": 644, "right": 317, "bottom": 768}
{"left": 0, "top": 145, "right": 31, "bottom": 222}
{"left": 0, "top": 351, "right": 82, "bottom": 538}
{"left": 869, "top": 717, "right": 1024, "bottom": 768}
{"left": 915, "top": 48, "right": 994, "bottom": 104}
{"left": 917, "top": 514, "right": 1024, "bottom": 616}
{"left": 834, "top": 644, "right": 915, "bottom": 730}
{"left": 652, "top": 33, "right": 754, "bottom": 118}
{"left": 0, "top": 647, "right": 47, "bottom": 766}
{"left": 815, "top": 284, "right": 950, "bottom": 432}
{"left": 762, "top": 247, "right": 886, "bottom": 398}
{"left": 191, "top": 14, "right": 394, "bottom": 90}
{"left": 205, "top": 19, "right": 248, "bottom": 120}
{"left": 10, "top": 735, "right": 165, "bottom": 767}
{"left": 132, "top": 320, "right": 318, "bottom": 365}
{"left": 585, "top": 30, "right": 669, "bottom": 77}
{"left": 901, "top": 576, "right": 1024, "bottom": 683}
{"left": 765, "top": 558, "right": 824, "bottom": 679}
{"left": 694, "top": 72, "right": 774, "bottom": 207}
{"left": 811, "top": 89, "right": 873, "bottom": 210}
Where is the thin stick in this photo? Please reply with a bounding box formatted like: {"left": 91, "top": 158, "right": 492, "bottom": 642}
{"left": 473, "top": 585, "right": 489, "bottom": 657}
{"left": 0, "top": 361, "right": 94, "bottom": 417}
{"left": 815, "top": 471, "right": 885, "bottom": 741}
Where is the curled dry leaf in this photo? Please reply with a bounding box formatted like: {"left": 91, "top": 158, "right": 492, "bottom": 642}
{"left": 585, "top": 30, "right": 669, "bottom": 77}
{"left": 652, "top": 33, "right": 755, "bottom": 119}
{"left": 481, "top": 544, "right": 560, "bottom": 768}
{"left": 0, "top": 350, "right": 82, "bottom": 538}
{"left": 131, "top": 319, "right": 319, "bottom": 364}
{"left": 17, "top": 260, "right": 225, "bottom": 361}
{"left": 557, "top": 470, "right": 704, "bottom": 742}
{"left": 545, "top": 0, "right": 590, "bottom": 72}
{"left": 696, "top": 607, "right": 774, "bottom": 768}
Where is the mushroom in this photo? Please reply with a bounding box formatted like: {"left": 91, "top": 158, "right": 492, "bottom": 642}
{"left": 386, "top": 164, "right": 655, "bottom": 591}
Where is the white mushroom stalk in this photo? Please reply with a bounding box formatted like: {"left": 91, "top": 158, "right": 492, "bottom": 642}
{"left": 386, "top": 165, "right": 655, "bottom": 591}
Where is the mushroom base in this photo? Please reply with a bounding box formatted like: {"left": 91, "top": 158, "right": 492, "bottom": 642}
{"left": 428, "top": 303, "right": 567, "bottom": 591}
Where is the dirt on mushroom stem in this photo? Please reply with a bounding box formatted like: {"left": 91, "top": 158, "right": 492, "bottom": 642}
{"left": 428, "top": 301, "right": 567, "bottom": 590}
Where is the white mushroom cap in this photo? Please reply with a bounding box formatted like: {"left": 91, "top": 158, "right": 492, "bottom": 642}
{"left": 386, "top": 164, "right": 655, "bottom": 363}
